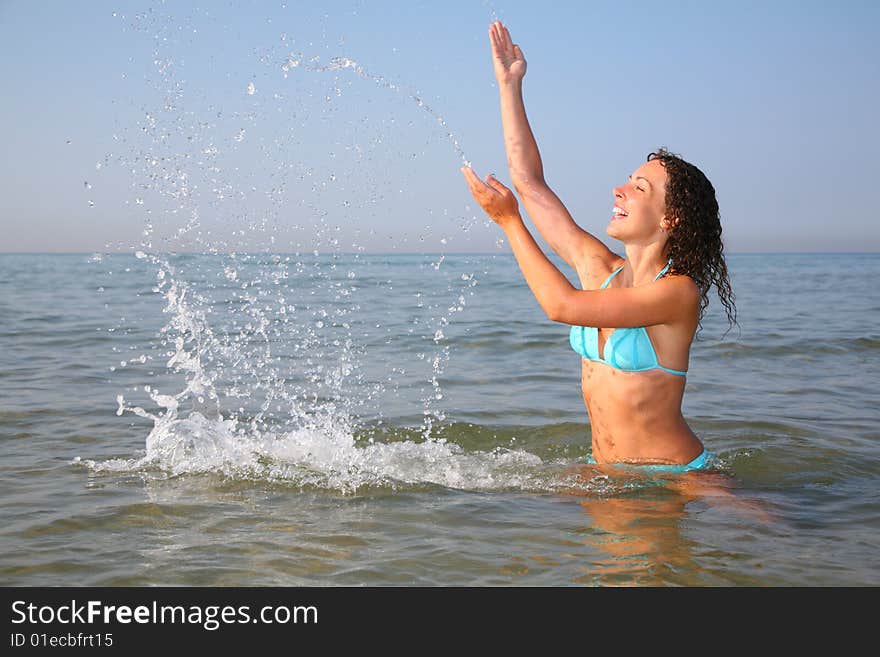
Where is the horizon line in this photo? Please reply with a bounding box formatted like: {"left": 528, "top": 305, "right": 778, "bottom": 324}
{"left": 1, "top": 250, "right": 879, "bottom": 257}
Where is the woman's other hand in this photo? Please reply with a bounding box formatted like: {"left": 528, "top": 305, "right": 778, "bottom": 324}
{"left": 490, "top": 21, "right": 527, "bottom": 85}
{"left": 461, "top": 166, "right": 520, "bottom": 227}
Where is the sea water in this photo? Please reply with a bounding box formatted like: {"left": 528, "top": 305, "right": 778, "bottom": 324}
{"left": 1, "top": 252, "right": 879, "bottom": 585}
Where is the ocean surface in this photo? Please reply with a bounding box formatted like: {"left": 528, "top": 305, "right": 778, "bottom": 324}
{"left": 1, "top": 251, "right": 878, "bottom": 586}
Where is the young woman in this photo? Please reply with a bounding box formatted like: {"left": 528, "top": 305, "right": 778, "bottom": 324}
{"left": 462, "top": 22, "right": 736, "bottom": 471}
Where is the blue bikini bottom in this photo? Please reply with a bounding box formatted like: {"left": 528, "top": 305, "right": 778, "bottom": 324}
{"left": 586, "top": 449, "right": 713, "bottom": 474}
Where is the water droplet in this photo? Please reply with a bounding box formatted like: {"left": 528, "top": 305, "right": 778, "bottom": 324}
{"left": 84, "top": 181, "right": 91, "bottom": 189}
{"left": 247, "top": 81, "right": 256, "bottom": 95}
{"left": 135, "top": 198, "right": 144, "bottom": 205}
{"left": 88, "top": 200, "right": 95, "bottom": 207}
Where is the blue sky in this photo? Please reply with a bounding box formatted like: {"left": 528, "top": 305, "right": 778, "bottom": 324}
{"left": 1, "top": 0, "right": 878, "bottom": 253}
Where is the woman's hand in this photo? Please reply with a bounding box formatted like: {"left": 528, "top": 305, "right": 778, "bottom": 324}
{"left": 490, "top": 21, "right": 526, "bottom": 85}
{"left": 461, "top": 166, "right": 521, "bottom": 227}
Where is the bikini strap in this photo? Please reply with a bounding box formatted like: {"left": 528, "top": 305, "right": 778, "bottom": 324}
{"left": 653, "top": 258, "right": 673, "bottom": 282}
{"left": 603, "top": 259, "right": 672, "bottom": 287}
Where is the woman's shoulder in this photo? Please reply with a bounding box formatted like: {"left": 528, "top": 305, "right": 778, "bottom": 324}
{"left": 664, "top": 269, "right": 700, "bottom": 295}
{"left": 662, "top": 271, "right": 701, "bottom": 319}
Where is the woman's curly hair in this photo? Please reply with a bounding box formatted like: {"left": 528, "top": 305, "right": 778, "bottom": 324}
{"left": 648, "top": 148, "right": 737, "bottom": 335}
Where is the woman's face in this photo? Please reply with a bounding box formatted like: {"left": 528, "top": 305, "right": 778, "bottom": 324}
{"left": 606, "top": 159, "right": 670, "bottom": 245}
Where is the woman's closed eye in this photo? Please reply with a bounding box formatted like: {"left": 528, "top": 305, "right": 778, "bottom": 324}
{"left": 625, "top": 176, "right": 645, "bottom": 192}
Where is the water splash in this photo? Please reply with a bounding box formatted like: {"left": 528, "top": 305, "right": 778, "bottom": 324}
{"left": 282, "top": 53, "right": 469, "bottom": 166}
{"left": 89, "top": 4, "right": 505, "bottom": 494}
{"left": 96, "top": 251, "right": 550, "bottom": 496}
{"left": 79, "top": 410, "right": 564, "bottom": 494}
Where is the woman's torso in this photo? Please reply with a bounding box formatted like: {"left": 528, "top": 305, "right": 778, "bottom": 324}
{"left": 574, "top": 258, "right": 703, "bottom": 465}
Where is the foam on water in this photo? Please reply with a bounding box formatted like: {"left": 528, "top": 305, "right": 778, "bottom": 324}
{"left": 79, "top": 410, "right": 566, "bottom": 494}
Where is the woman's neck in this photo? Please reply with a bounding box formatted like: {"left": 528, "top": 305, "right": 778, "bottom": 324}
{"left": 621, "top": 243, "right": 670, "bottom": 286}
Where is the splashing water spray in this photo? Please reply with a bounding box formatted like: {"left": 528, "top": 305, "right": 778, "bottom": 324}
{"left": 283, "top": 54, "right": 471, "bottom": 168}
{"left": 77, "top": 3, "right": 603, "bottom": 495}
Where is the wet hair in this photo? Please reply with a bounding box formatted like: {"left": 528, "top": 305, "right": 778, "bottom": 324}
{"left": 648, "top": 147, "right": 737, "bottom": 336}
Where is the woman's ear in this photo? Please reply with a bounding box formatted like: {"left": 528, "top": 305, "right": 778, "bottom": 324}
{"left": 660, "top": 215, "right": 679, "bottom": 232}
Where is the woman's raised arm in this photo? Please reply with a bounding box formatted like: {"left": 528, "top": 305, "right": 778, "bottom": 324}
{"left": 490, "top": 21, "right": 618, "bottom": 275}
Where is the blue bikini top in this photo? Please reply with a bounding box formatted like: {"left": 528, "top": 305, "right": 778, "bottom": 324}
{"left": 568, "top": 260, "right": 687, "bottom": 377}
